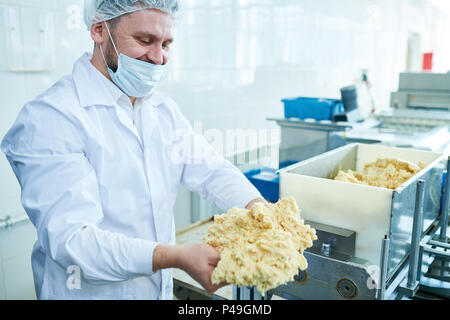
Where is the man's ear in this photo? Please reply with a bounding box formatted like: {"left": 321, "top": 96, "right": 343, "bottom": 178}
{"left": 90, "top": 22, "right": 105, "bottom": 45}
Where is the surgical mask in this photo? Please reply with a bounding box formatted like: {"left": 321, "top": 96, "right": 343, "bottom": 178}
{"left": 99, "top": 22, "right": 165, "bottom": 98}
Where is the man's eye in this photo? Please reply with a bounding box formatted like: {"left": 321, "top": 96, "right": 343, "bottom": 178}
{"left": 140, "top": 39, "right": 152, "bottom": 45}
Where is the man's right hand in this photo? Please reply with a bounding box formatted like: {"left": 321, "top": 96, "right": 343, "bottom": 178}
{"left": 153, "top": 244, "right": 228, "bottom": 295}
{"left": 177, "top": 244, "right": 228, "bottom": 294}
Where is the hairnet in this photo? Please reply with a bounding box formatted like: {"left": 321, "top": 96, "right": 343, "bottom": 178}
{"left": 84, "top": 0, "right": 179, "bottom": 30}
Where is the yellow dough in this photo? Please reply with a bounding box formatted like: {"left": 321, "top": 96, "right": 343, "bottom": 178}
{"left": 203, "top": 197, "right": 317, "bottom": 295}
{"left": 334, "top": 158, "right": 425, "bottom": 190}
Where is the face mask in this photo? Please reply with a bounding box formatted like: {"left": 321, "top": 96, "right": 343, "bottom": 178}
{"left": 99, "top": 22, "right": 165, "bottom": 98}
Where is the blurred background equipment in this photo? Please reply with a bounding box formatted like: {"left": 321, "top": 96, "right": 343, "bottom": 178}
{"left": 332, "top": 85, "right": 362, "bottom": 122}
{"left": 344, "top": 72, "right": 450, "bottom": 153}
{"left": 283, "top": 97, "right": 343, "bottom": 122}
{"left": 268, "top": 96, "right": 348, "bottom": 168}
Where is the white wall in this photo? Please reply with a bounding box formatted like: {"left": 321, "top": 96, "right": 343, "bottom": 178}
{"left": 0, "top": 0, "right": 448, "bottom": 299}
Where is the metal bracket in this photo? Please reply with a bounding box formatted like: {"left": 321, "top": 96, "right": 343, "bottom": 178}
{"left": 398, "top": 180, "right": 425, "bottom": 298}
{"left": 398, "top": 278, "right": 420, "bottom": 297}
{"left": 304, "top": 220, "right": 356, "bottom": 261}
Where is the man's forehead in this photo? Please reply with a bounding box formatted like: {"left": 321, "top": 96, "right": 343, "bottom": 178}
{"left": 121, "top": 9, "right": 174, "bottom": 38}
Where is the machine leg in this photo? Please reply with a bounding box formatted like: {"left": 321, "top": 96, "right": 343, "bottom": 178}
{"left": 398, "top": 180, "right": 425, "bottom": 298}
{"left": 378, "top": 235, "right": 390, "bottom": 300}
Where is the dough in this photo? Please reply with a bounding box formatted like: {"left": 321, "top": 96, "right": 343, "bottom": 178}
{"left": 203, "top": 197, "right": 317, "bottom": 295}
{"left": 334, "top": 158, "right": 425, "bottom": 190}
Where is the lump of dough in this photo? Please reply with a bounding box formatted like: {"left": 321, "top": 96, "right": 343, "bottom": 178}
{"left": 334, "top": 170, "right": 363, "bottom": 184}
{"left": 334, "top": 158, "right": 425, "bottom": 190}
{"left": 203, "top": 197, "right": 317, "bottom": 295}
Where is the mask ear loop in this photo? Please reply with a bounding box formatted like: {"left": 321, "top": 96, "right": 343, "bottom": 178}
{"left": 99, "top": 42, "right": 109, "bottom": 68}
{"left": 103, "top": 21, "right": 120, "bottom": 57}
{"left": 99, "top": 21, "right": 119, "bottom": 71}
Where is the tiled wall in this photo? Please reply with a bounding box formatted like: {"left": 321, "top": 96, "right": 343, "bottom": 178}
{"left": 0, "top": 0, "right": 448, "bottom": 299}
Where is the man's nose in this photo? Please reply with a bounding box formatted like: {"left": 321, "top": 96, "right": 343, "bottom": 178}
{"left": 146, "top": 46, "right": 164, "bottom": 65}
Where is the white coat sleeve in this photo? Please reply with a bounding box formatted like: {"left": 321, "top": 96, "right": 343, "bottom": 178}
{"left": 1, "top": 101, "right": 159, "bottom": 285}
{"left": 170, "top": 102, "right": 263, "bottom": 212}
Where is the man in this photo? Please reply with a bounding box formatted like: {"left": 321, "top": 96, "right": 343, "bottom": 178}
{"left": 1, "top": 0, "right": 266, "bottom": 300}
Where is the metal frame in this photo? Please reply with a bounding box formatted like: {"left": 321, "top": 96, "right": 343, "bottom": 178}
{"left": 378, "top": 236, "right": 390, "bottom": 300}
{"left": 397, "top": 180, "right": 425, "bottom": 297}
{"left": 384, "top": 158, "right": 450, "bottom": 300}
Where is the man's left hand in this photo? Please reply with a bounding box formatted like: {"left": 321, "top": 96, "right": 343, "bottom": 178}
{"left": 245, "top": 198, "right": 270, "bottom": 210}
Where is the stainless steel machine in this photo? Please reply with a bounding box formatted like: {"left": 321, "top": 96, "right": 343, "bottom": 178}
{"left": 390, "top": 72, "right": 450, "bottom": 112}
{"left": 234, "top": 144, "right": 449, "bottom": 300}
{"left": 344, "top": 72, "right": 450, "bottom": 154}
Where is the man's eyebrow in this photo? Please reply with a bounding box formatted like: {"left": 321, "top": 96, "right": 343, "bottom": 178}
{"left": 134, "top": 31, "right": 174, "bottom": 43}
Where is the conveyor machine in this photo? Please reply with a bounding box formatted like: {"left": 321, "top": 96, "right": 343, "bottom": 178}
{"left": 234, "top": 143, "right": 449, "bottom": 300}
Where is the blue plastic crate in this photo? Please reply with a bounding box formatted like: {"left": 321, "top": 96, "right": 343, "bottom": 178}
{"left": 245, "top": 168, "right": 279, "bottom": 203}
{"left": 282, "top": 97, "right": 343, "bottom": 121}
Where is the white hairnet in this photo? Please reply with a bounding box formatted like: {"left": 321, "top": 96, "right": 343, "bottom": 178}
{"left": 84, "top": 0, "right": 179, "bottom": 30}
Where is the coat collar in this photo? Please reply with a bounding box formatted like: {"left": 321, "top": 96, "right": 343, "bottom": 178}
{"left": 72, "top": 53, "right": 169, "bottom": 109}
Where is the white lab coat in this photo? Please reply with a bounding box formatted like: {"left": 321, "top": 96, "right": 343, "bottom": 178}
{"left": 1, "top": 53, "right": 262, "bottom": 300}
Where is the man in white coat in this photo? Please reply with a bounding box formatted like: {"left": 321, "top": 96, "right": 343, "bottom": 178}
{"left": 1, "top": 0, "right": 266, "bottom": 300}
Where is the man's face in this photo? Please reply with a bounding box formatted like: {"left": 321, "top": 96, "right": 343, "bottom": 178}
{"left": 103, "top": 9, "right": 174, "bottom": 72}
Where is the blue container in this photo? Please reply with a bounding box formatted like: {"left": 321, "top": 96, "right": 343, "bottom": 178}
{"left": 282, "top": 97, "right": 343, "bottom": 121}
{"left": 245, "top": 168, "right": 280, "bottom": 203}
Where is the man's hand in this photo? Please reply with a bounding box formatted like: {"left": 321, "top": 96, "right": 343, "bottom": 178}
{"left": 153, "top": 244, "right": 227, "bottom": 295}
{"left": 245, "top": 197, "right": 269, "bottom": 210}
{"left": 177, "top": 244, "right": 227, "bottom": 295}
